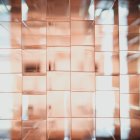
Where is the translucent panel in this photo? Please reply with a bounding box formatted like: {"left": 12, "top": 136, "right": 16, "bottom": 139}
{"left": 95, "top": 0, "right": 118, "bottom": 25}
{"left": 119, "top": 26, "right": 140, "bottom": 51}
{"left": 47, "top": 72, "right": 70, "bottom": 91}
{"left": 71, "top": 46, "right": 94, "bottom": 72}
{"left": 121, "top": 119, "right": 140, "bottom": 140}
{"left": 0, "top": 74, "right": 22, "bottom": 92}
{"left": 22, "top": 95, "right": 46, "bottom": 120}
{"left": 0, "top": 22, "right": 21, "bottom": 48}
{"left": 47, "top": 0, "right": 70, "bottom": 21}
{"left": 0, "top": 94, "right": 21, "bottom": 119}
{"left": 47, "top": 118, "right": 71, "bottom": 140}
{"left": 22, "top": 0, "right": 46, "bottom": 21}
{"left": 120, "top": 75, "right": 139, "bottom": 94}
{"left": 22, "top": 120, "right": 46, "bottom": 140}
{"left": 47, "top": 91, "right": 70, "bottom": 117}
{"left": 95, "top": 25, "right": 119, "bottom": 51}
{"left": 0, "top": 120, "right": 21, "bottom": 139}
{"left": 72, "top": 118, "right": 95, "bottom": 139}
{"left": 71, "top": 92, "right": 95, "bottom": 117}
{"left": 23, "top": 76, "right": 46, "bottom": 95}
{"left": 0, "top": 49, "right": 22, "bottom": 73}
{"left": 120, "top": 51, "right": 140, "bottom": 74}
{"left": 0, "top": 0, "right": 21, "bottom": 21}
{"left": 22, "top": 21, "right": 46, "bottom": 49}
{"left": 71, "top": 21, "right": 94, "bottom": 45}
{"left": 23, "top": 50, "right": 46, "bottom": 76}
{"left": 96, "top": 92, "right": 119, "bottom": 117}
{"left": 96, "top": 118, "right": 120, "bottom": 139}
{"left": 95, "top": 52, "right": 119, "bottom": 75}
{"left": 47, "top": 22, "right": 70, "bottom": 46}
{"left": 71, "top": 72, "right": 95, "bottom": 91}
{"left": 96, "top": 76, "right": 119, "bottom": 90}
{"left": 71, "top": 0, "right": 94, "bottom": 20}
{"left": 47, "top": 47, "right": 70, "bottom": 71}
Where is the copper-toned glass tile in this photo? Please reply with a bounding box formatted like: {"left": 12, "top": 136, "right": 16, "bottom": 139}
{"left": 47, "top": 0, "right": 70, "bottom": 21}
{"left": 22, "top": 120, "right": 46, "bottom": 140}
{"left": 71, "top": 46, "right": 94, "bottom": 72}
{"left": 0, "top": 93, "right": 21, "bottom": 119}
{"left": 96, "top": 92, "right": 119, "bottom": 117}
{"left": 47, "top": 118, "right": 71, "bottom": 140}
{"left": 72, "top": 118, "right": 95, "bottom": 140}
{"left": 22, "top": 0, "right": 46, "bottom": 21}
{"left": 120, "top": 75, "right": 139, "bottom": 94}
{"left": 0, "top": 120, "right": 21, "bottom": 139}
{"left": 47, "top": 91, "right": 70, "bottom": 117}
{"left": 47, "top": 72, "right": 70, "bottom": 91}
{"left": 22, "top": 95, "right": 46, "bottom": 120}
{"left": 22, "top": 21, "right": 46, "bottom": 49}
{"left": 71, "top": 92, "right": 95, "bottom": 117}
{"left": 96, "top": 118, "right": 120, "bottom": 139}
{"left": 71, "top": 0, "right": 94, "bottom": 20}
{"left": 47, "top": 47, "right": 70, "bottom": 71}
{"left": 0, "top": 22, "right": 21, "bottom": 48}
{"left": 95, "top": 52, "right": 119, "bottom": 75}
{"left": 95, "top": 25, "right": 119, "bottom": 51}
{"left": 0, "top": 49, "right": 21, "bottom": 73}
{"left": 96, "top": 76, "right": 119, "bottom": 90}
{"left": 71, "top": 21, "right": 94, "bottom": 45}
{"left": 71, "top": 72, "right": 95, "bottom": 92}
{"left": 23, "top": 76, "right": 46, "bottom": 95}
{"left": 23, "top": 50, "right": 46, "bottom": 76}
{"left": 0, "top": 74, "right": 22, "bottom": 92}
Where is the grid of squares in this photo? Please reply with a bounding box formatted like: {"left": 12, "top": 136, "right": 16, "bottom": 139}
{"left": 0, "top": 0, "right": 140, "bottom": 139}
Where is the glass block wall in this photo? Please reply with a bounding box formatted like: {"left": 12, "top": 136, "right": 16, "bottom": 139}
{"left": 0, "top": 0, "right": 140, "bottom": 139}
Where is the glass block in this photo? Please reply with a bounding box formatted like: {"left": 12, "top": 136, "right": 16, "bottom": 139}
{"left": 47, "top": 118, "right": 71, "bottom": 140}
{"left": 47, "top": 0, "right": 70, "bottom": 21}
{"left": 23, "top": 76, "right": 46, "bottom": 95}
{"left": 120, "top": 75, "right": 139, "bottom": 94}
{"left": 0, "top": 0, "right": 21, "bottom": 21}
{"left": 95, "top": 52, "right": 119, "bottom": 75}
{"left": 22, "top": 95, "right": 46, "bottom": 120}
{"left": 71, "top": 92, "right": 95, "bottom": 117}
{"left": 47, "top": 72, "right": 70, "bottom": 91}
{"left": 23, "top": 50, "right": 46, "bottom": 76}
{"left": 121, "top": 118, "right": 140, "bottom": 140}
{"left": 71, "top": 72, "right": 95, "bottom": 92}
{"left": 22, "top": 21, "right": 46, "bottom": 49}
{"left": 72, "top": 118, "right": 95, "bottom": 139}
{"left": 22, "top": 120, "right": 46, "bottom": 140}
{"left": 71, "top": 46, "right": 94, "bottom": 72}
{"left": 0, "top": 22, "right": 21, "bottom": 48}
{"left": 120, "top": 94, "right": 140, "bottom": 118}
{"left": 120, "top": 51, "right": 140, "bottom": 74}
{"left": 119, "top": 26, "right": 140, "bottom": 51}
{"left": 47, "top": 91, "right": 70, "bottom": 117}
{"left": 71, "top": 21, "right": 94, "bottom": 45}
{"left": 95, "top": 25, "right": 119, "bottom": 51}
{"left": 0, "top": 93, "right": 21, "bottom": 119}
{"left": 0, "top": 120, "right": 21, "bottom": 139}
{"left": 47, "top": 22, "right": 70, "bottom": 46}
{"left": 96, "top": 118, "right": 120, "bottom": 139}
{"left": 96, "top": 76, "right": 119, "bottom": 90}
{"left": 119, "top": 0, "right": 140, "bottom": 25}
{"left": 0, "top": 49, "right": 22, "bottom": 73}
{"left": 47, "top": 47, "right": 70, "bottom": 71}
{"left": 96, "top": 92, "right": 119, "bottom": 117}
{"left": 0, "top": 74, "right": 22, "bottom": 92}
{"left": 95, "top": 0, "right": 118, "bottom": 25}
{"left": 71, "top": 0, "right": 94, "bottom": 20}
{"left": 22, "top": 0, "right": 46, "bottom": 21}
